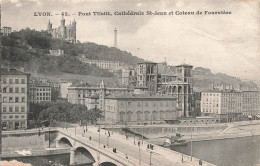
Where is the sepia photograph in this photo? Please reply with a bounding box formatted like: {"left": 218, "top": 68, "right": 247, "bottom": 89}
{"left": 0, "top": 0, "right": 260, "bottom": 165}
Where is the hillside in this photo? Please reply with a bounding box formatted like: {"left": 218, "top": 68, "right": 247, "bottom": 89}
{"left": 1, "top": 28, "right": 144, "bottom": 77}
{"left": 193, "top": 67, "right": 258, "bottom": 91}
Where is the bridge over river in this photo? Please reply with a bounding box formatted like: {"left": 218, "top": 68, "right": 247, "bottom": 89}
{"left": 2, "top": 126, "right": 216, "bottom": 166}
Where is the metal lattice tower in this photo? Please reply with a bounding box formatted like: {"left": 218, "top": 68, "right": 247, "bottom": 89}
{"left": 114, "top": 28, "right": 117, "bottom": 48}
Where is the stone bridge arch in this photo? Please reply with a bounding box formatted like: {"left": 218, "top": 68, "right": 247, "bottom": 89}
{"left": 59, "top": 137, "right": 73, "bottom": 148}
{"left": 55, "top": 132, "right": 123, "bottom": 166}
{"left": 100, "top": 162, "right": 118, "bottom": 166}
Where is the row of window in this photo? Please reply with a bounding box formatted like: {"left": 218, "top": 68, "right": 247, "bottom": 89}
{"left": 3, "top": 115, "right": 25, "bottom": 119}
{"left": 2, "top": 96, "right": 26, "bottom": 103}
{"left": 119, "top": 110, "right": 178, "bottom": 121}
{"left": 2, "top": 78, "right": 26, "bottom": 84}
{"left": 120, "top": 101, "right": 177, "bottom": 107}
{"left": 36, "top": 97, "right": 51, "bottom": 100}
{"left": 36, "top": 88, "right": 51, "bottom": 91}
{"left": 3, "top": 106, "right": 26, "bottom": 112}
{"left": 202, "top": 109, "right": 219, "bottom": 113}
{"left": 203, "top": 93, "right": 220, "bottom": 96}
{"left": 203, "top": 98, "right": 219, "bottom": 102}
{"left": 202, "top": 103, "right": 219, "bottom": 107}
{"left": 2, "top": 87, "right": 26, "bottom": 93}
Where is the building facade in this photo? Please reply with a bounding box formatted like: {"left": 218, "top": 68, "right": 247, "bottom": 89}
{"left": 242, "top": 91, "right": 260, "bottom": 116}
{"left": 49, "top": 49, "right": 64, "bottom": 56}
{"left": 1, "top": 68, "right": 30, "bottom": 130}
{"left": 47, "top": 18, "right": 76, "bottom": 43}
{"left": 67, "top": 82, "right": 132, "bottom": 105}
{"left": 60, "top": 82, "right": 72, "bottom": 99}
{"left": 104, "top": 94, "right": 181, "bottom": 125}
{"left": 30, "top": 85, "right": 52, "bottom": 103}
{"left": 78, "top": 56, "right": 123, "bottom": 72}
{"left": 1, "top": 26, "right": 12, "bottom": 36}
{"left": 201, "top": 90, "right": 260, "bottom": 122}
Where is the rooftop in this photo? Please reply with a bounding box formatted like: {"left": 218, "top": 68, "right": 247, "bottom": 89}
{"left": 106, "top": 93, "right": 177, "bottom": 100}
{"left": 1, "top": 68, "right": 30, "bottom": 76}
{"left": 175, "top": 63, "right": 193, "bottom": 67}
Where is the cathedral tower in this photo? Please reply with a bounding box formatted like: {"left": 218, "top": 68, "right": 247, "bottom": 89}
{"left": 47, "top": 19, "right": 52, "bottom": 34}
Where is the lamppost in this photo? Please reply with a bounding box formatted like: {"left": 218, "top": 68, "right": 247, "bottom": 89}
{"left": 138, "top": 141, "right": 141, "bottom": 165}
{"left": 48, "top": 127, "right": 51, "bottom": 148}
{"left": 150, "top": 151, "right": 152, "bottom": 165}
{"left": 75, "top": 123, "right": 76, "bottom": 135}
{"left": 190, "top": 127, "right": 193, "bottom": 161}
{"left": 98, "top": 118, "right": 101, "bottom": 146}
{"left": 106, "top": 135, "right": 109, "bottom": 147}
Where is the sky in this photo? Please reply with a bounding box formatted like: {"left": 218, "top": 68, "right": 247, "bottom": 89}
{"left": 2, "top": 0, "right": 260, "bottom": 81}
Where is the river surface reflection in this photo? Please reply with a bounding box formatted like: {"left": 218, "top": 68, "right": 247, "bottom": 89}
{"left": 171, "top": 136, "right": 260, "bottom": 166}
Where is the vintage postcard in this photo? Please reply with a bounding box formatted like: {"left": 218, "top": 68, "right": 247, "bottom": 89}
{"left": 0, "top": 0, "right": 260, "bottom": 166}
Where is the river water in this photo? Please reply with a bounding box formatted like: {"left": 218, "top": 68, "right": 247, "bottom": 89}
{"left": 171, "top": 136, "right": 260, "bottom": 166}
{"left": 5, "top": 136, "right": 260, "bottom": 166}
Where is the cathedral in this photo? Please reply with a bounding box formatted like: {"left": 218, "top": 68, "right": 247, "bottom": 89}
{"left": 47, "top": 17, "right": 77, "bottom": 43}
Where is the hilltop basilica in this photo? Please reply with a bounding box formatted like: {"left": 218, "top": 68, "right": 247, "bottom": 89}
{"left": 47, "top": 17, "right": 77, "bottom": 43}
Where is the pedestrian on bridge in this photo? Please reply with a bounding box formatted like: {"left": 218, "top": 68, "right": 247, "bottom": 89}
{"left": 89, "top": 136, "right": 92, "bottom": 141}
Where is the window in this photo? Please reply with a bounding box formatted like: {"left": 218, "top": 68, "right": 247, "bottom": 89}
{"left": 15, "top": 79, "right": 19, "bottom": 84}
{"left": 3, "top": 107, "right": 7, "bottom": 112}
{"left": 3, "top": 79, "right": 6, "bottom": 83}
{"left": 9, "top": 97, "right": 13, "bottom": 102}
{"left": 9, "top": 87, "right": 13, "bottom": 93}
{"left": 3, "top": 97, "right": 7, "bottom": 102}
{"left": 3, "top": 116, "right": 6, "bottom": 119}
{"left": 21, "top": 107, "right": 25, "bottom": 112}
{"left": 15, "top": 115, "right": 19, "bottom": 119}
{"left": 9, "top": 115, "right": 13, "bottom": 119}
{"left": 9, "top": 107, "right": 13, "bottom": 112}
{"left": 21, "top": 88, "right": 25, "bottom": 93}
{"left": 137, "top": 111, "right": 142, "bottom": 121}
{"left": 21, "top": 115, "right": 25, "bottom": 119}
{"left": 21, "top": 79, "right": 25, "bottom": 84}
{"left": 15, "top": 107, "right": 19, "bottom": 112}
{"left": 15, "top": 97, "right": 19, "bottom": 102}
{"left": 15, "top": 87, "right": 19, "bottom": 93}
{"left": 9, "top": 79, "right": 13, "bottom": 84}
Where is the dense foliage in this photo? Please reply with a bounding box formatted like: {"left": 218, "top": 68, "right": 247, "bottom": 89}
{"left": 29, "top": 101, "right": 102, "bottom": 126}
{"left": 1, "top": 28, "right": 143, "bottom": 77}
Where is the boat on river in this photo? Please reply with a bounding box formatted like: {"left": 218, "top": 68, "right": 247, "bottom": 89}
{"left": 163, "top": 133, "right": 188, "bottom": 147}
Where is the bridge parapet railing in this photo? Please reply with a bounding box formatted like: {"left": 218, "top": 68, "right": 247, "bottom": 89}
{"left": 58, "top": 129, "right": 148, "bottom": 166}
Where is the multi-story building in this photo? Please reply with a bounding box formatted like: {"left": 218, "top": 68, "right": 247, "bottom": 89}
{"left": 49, "top": 49, "right": 64, "bottom": 56}
{"left": 67, "top": 82, "right": 132, "bottom": 105}
{"left": 1, "top": 68, "right": 30, "bottom": 130}
{"left": 242, "top": 91, "right": 260, "bottom": 117}
{"left": 1, "top": 26, "right": 12, "bottom": 36}
{"left": 201, "top": 90, "right": 260, "bottom": 122}
{"left": 78, "top": 55, "right": 123, "bottom": 72}
{"left": 30, "top": 84, "right": 52, "bottom": 103}
{"left": 121, "top": 67, "right": 135, "bottom": 85}
{"left": 85, "top": 94, "right": 99, "bottom": 110}
{"left": 47, "top": 18, "right": 76, "bottom": 43}
{"left": 191, "top": 92, "right": 201, "bottom": 117}
{"left": 104, "top": 93, "right": 181, "bottom": 125}
{"left": 60, "top": 82, "right": 72, "bottom": 99}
